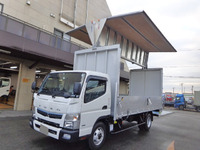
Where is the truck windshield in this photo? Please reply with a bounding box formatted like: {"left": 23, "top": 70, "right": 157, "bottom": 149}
{"left": 38, "top": 72, "right": 86, "bottom": 98}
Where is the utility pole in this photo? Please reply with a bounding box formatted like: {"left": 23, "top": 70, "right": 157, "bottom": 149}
{"left": 181, "top": 83, "right": 183, "bottom": 94}
{"left": 191, "top": 85, "right": 194, "bottom": 95}
{"left": 184, "top": 87, "right": 185, "bottom": 94}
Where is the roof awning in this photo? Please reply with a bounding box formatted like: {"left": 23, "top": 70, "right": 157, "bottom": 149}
{"left": 67, "top": 11, "right": 176, "bottom": 53}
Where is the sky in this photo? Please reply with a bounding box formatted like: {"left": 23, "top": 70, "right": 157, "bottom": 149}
{"left": 106, "top": 0, "right": 200, "bottom": 93}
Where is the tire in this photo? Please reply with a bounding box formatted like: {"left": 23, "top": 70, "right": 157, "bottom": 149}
{"left": 179, "top": 105, "right": 184, "bottom": 110}
{"left": 139, "top": 113, "right": 152, "bottom": 131}
{"left": 196, "top": 107, "right": 200, "bottom": 112}
{"left": 88, "top": 122, "right": 107, "bottom": 150}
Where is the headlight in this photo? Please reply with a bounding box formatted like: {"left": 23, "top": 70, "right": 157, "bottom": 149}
{"left": 64, "top": 114, "right": 80, "bottom": 130}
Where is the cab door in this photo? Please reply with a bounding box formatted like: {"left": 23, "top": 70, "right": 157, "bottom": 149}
{"left": 79, "top": 76, "right": 110, "bottom": 137}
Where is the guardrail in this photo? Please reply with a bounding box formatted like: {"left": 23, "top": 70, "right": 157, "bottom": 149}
{"left": 0, "top": 13, "right": 85, "bottom": 53}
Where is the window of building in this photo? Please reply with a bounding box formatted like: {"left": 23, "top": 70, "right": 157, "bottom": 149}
{"left": 54, "top": 28, "right": 71, "bottom": 41}
{"left": 84, "top": 77, "right": 107, "bottom": 103}
{"left": 54, "top": 28, "right": 63, "bottom": 38}
{"left": 0, "top": 3, "right": 4, "bottom": 13}
{"left": 63, "top": 33, "right": 71, "bottom": 41}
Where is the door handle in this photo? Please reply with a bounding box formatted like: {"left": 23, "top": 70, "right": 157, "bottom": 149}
{"left": 102, "top": 105, "right": 107, "bottom": 110}
{"left": 147, "top": 98, "right": 152, "bottom": 105}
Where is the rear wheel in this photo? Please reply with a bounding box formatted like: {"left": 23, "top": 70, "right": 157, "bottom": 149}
{"left": 179, "top": 105, "right": 184, "bottom": 110}
{"left": 195, "top": 106, "right": 200, "bottom": 112}
{"left": 138, "top": 113, "right": 152, "bottom": 131}
{"left": 88, "top": 122, "right": 107, "bottom": 150}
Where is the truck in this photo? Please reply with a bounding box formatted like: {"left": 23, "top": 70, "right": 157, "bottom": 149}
{"left": 0, "top": 77, "right": 11, "bottom": 100}
{"left": 174, "top": 92, "right": 200, "bottom": 111}
{"left": 174, "top": 94, "right": 186, "bottom": 110}
{"left": 164, "top": 94, "right": 174, "bottom": 106}
{"left": 30, "top": 45, "right": 163, "bottom": 149}
{"left": 193, "top": 91, "right": 200, "bottom": 111}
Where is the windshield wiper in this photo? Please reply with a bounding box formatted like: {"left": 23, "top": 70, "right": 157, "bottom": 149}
{"left": 52, "top": 91, "right": 73, "bottom": 99}
{"left": 52, "top": 90, "right": 65, "bottom": 98}
{"left": 37, "top": 88, "right": 51, "bottom": 96}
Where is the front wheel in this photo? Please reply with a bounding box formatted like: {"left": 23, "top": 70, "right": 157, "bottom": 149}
{"left": 195, "top": 106, "right": 200, "bottom": 112}
{"left": 179, "top": 105, "right": 184, "bottom": 110}
{"left": 88, "top": 122, "right": 107, "bottom": 150}
{"left": 139, "top": 113, "right": 152, "bottom": 131}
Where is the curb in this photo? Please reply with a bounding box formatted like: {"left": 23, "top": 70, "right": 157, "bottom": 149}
{"left": 0, "top": 110, "right": 32, "bottom": 118}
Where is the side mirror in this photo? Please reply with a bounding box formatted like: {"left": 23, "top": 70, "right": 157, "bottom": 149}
{"left": 32, "top": 81, "right": 36, "bottom": 91}
{"left": 31, "top": 81, "right": 39, "bottom": 92}
{"left": 73, "top": 82, "right": 81, "bottom": 95}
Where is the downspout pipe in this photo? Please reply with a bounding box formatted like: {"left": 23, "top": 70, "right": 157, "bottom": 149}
{"left": 86, "top": 0, "right": 89, "bottom": 24}
{"left": 60, "top": 0, "right": 64, "bottom": 16}
{"left": 74, "top": 0, "right": 78, "bottom": 28}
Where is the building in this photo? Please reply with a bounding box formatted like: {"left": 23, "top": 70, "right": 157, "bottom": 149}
{"left": 0, "top": 0, "right": 111, "bottom": 110}
{"left": 0, "top": 0, "right": 176, "bottom": 111}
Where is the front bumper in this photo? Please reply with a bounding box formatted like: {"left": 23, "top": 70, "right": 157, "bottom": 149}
{"left": 174, "top": 104, "right": 178, "bottom": 108}
{"left": 29, "top": 117, "right": 79, "bottom": 142}
{"left": 164, "top": 102, "right": 174, "bottom": 106}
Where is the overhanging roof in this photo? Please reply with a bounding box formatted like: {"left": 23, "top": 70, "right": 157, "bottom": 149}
{"left": 67, "top": 11, "right": 176, "bottom": 53}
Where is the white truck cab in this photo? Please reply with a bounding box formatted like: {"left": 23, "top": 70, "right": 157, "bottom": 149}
{"left": 0, "top": 77, "right": 11, "bottom": 98}
{"left": 30, "top": 71, "right": 111, "bottom": 146}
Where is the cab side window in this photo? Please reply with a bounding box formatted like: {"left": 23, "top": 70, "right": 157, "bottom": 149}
{"left": 84, "top": 78, "right": 106, "bottom": 103}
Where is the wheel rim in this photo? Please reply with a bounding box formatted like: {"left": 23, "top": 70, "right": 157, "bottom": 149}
{"left": 147, "top": 115, "right": 151, "bottom": 128}
{"left": 93, "top": 127, "right": 104, "bottom": 146}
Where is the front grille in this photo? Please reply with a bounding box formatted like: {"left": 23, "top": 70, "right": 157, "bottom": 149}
{"left": 38, "top": 118, "right": 60, "bottom": 128}
{"left": 37, "top": 109, "right": 62, "bottom": 119}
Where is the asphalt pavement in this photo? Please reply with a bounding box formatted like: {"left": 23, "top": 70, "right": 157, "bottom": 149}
{"left": 0, "top": 108, "right": 199, "bottom": 150}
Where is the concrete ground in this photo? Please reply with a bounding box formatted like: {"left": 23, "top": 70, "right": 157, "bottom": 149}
{"left": 0, "top": 95, "right": 15, "bottom": 109}
{"left": 0, "top": 108, "right": 199, "bottom": 150}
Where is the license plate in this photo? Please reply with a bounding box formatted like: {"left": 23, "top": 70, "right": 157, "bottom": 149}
{"left": 40, "top": 124, "right": 48, "bottom": 135}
